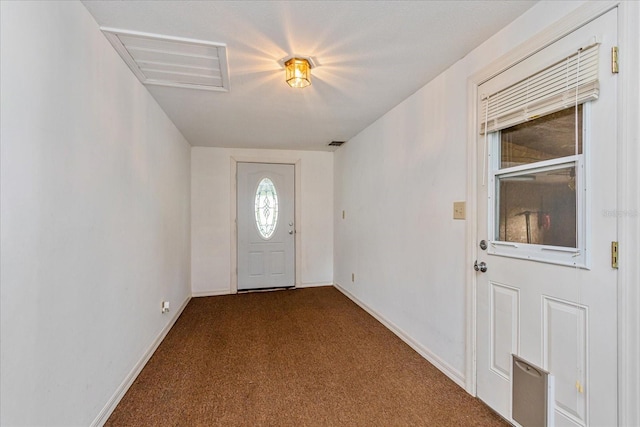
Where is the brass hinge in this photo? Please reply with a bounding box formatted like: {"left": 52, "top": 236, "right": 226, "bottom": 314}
{"left": 612, "top": 46, "right": 619, "bottom": 74}
{"left": 611, "top": 241, "right": 619, "bottom": 269}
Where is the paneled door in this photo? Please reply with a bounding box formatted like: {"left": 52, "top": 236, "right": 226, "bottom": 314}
{"left": 476, "top": 9, "right": 618, "bottom": 427}
{"left": 237, "top": 162, "right": 295, "bottom": 291}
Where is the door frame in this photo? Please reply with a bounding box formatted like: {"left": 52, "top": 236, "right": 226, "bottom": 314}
{"left": 230, "top": 156, "right": 302, "bottom": 294}
{"left": 464, "top": 2, "right": 640, "bottom": 425}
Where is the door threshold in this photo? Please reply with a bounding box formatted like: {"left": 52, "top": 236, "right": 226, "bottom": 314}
{"left": 237, "top": 286, "right": 295, "bottom": 294}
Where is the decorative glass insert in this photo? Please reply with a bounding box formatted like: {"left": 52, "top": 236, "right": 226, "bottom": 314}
{"left": 254, "top": 178, "right": 278, "bottom": 239}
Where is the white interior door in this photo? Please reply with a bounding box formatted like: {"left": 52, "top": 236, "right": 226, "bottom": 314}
{"left": 476, "top": 9, "right": 618, "bottom": 427}
{"left": 237, "top": 163, "right": 295, "bottom": 291}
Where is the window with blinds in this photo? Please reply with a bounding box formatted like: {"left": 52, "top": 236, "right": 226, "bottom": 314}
{"left": 482, "top": 42, "right": 600, "bottom": 267}
{"left": 480, "top": 43, "right": 599, "bottom": 135}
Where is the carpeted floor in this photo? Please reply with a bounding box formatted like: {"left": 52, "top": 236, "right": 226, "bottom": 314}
{"left": 106, "top": 286, "right": 507, "bottom": 426}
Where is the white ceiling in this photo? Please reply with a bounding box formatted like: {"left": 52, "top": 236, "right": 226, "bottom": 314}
{"left": 82, "top": 1, "right": 537, "bottom": 151}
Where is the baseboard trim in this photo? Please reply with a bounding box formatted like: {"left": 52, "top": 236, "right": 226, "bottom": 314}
{"left": 333, "top": 283, "right": 466, "bottom": 389}
{"left": 91, "top": 295, "right": 191, "bottom": 427}
{"left": 192, "top": 289, "right": 231, "bottom": 297}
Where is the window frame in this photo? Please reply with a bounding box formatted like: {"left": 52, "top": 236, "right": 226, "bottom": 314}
{"left": 486, "top": 103, "right": 590, "bottom": 268}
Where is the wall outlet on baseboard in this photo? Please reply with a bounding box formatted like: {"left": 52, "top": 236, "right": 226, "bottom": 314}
{"left": 161, "top": 301, "right": 170, "bottom": 313}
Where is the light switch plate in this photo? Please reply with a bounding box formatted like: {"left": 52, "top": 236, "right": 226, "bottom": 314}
{"left": 453, "top": 201, "right": 466, "bottom": 220}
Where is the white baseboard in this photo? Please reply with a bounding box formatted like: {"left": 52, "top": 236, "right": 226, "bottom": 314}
{"left": 191, "top": 289, "right": 231, "bottom": 297}
{"left": 333, "top": 283, "right": 466, "bottom": 389}
{"left": 297, "top": 281, "right": 333, "bottom": 289}
{"left": 91, "top": 295, "right": 191, "bottom": 427}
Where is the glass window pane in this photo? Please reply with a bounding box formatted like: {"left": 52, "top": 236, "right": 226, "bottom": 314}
{"left": 496, "top": 165, "right": 576, "bottom": 248}
{"left": 500, "top": 105, "right": 582, "bottom": 169}
{"left": 254, "top": 178, "right": 278, "bottom": 239}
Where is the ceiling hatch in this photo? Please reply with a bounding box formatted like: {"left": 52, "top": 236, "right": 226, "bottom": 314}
{"left": 101, "top": 28, "right": 230, "bottom": 92}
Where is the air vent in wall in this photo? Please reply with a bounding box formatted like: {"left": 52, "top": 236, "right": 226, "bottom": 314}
{"left": 101, "top": 28, "right": 230, "bottom": 92}
{"left": 329, "top": 141, "right": 345, "bottom": 147}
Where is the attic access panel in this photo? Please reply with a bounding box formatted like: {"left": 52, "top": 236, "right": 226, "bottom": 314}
{"left": 101, "top": 28, "right": 230, "bottom": 92}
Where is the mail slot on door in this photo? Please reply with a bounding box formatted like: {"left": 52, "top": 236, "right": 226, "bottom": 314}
{"left": 512, "top": 355, "right": 555, "bottom": 427}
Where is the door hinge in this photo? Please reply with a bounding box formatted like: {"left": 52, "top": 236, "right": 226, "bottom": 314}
{"left": 611, "top": 46, "right": 619, "bottom": 74}
{"left": 611, "top": 241, "right": 619, "bottom": 269}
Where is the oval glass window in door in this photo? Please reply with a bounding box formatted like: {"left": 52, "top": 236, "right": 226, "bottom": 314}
{"left": 254, "top": 177, "right": 279, "bottom": 239}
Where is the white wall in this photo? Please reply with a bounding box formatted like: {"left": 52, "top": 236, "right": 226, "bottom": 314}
{"left": 192, "top": 147, "right": 333, "bottom": 295}
{"left": 333, "top": 0, "right": 588, "bottom": 385}
{"left": 0, "top": 2, "right": 191, "bottom": 426}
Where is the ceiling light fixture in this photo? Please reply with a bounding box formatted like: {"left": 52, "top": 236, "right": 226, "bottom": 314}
{"left": 284, "top": 57, "right": 312, "bottom": 88}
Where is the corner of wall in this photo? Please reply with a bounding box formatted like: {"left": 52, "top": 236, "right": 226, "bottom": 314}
{"left": 90, "top": 295, "right": 191, "bottom": 426}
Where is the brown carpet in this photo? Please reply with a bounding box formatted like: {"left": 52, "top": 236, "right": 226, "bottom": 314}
{"left": 106, "top": 286, "right": 507, "bottom": 426}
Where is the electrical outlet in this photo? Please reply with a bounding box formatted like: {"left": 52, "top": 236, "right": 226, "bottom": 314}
{"left": 162, "top": 301, "right": 170, "bottom": 313}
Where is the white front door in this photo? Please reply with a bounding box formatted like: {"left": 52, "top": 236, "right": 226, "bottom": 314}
{"left": 476, "top": 9, "right": 618, "bottom": 427}
{"left": 237, "top": 163, "right": 295, "bottom": 291}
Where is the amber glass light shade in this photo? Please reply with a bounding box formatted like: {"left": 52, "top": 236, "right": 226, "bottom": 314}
{"left": 285, "top": 58, "right": 311, "bottom": 88}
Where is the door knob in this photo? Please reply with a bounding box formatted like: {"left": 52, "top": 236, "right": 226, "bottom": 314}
{"left": 474, "top": 260, "right": 488, "bottom": 273}
{"left": 288, "top": 230, "right": 294, "bottom": 235}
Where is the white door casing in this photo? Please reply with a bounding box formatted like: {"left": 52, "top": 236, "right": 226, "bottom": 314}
{"left": 476, "top": 9, "right": 618, "bottom": 427}
{"left": 237, "top": 162, "right": 295, "bottom": 290}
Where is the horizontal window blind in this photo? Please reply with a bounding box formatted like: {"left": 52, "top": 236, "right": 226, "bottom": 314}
{"left": 480, "top": 43, "right": 599, "bottom": 134}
